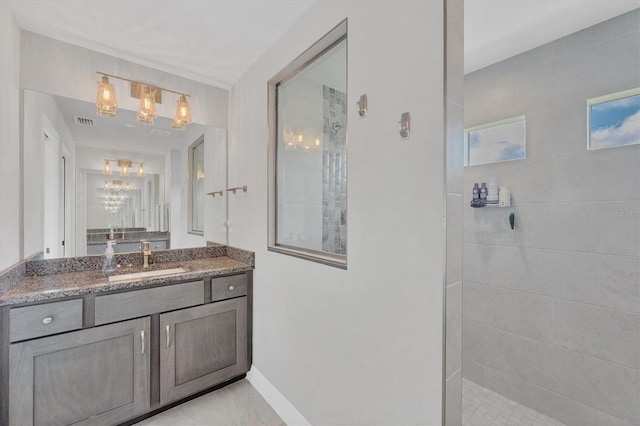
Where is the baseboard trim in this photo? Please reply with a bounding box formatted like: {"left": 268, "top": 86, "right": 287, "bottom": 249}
{"left": 247, "top": 366, "right": 311, "bottom": 426}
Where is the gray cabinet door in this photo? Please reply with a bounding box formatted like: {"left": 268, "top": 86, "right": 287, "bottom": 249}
{"left": 9, "top": 317, "right": 150, "bottom": 426}
{"left": 159, "top": 297, "right": 248, "bottom": 404}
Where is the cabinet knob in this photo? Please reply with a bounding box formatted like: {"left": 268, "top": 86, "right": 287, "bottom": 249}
{"left": 42, "top": 317, "right": 53, "bottom": 325}
{"left": 228, "top": 285, "right": 235, "bottom": 291}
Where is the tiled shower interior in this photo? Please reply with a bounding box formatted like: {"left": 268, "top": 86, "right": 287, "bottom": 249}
{"left": 461, "top": 10, "right": 639, "bottom": 426}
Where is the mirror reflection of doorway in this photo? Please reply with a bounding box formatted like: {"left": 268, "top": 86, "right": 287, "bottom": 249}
{"left": 42, "top": 116, "right": 65, "bottom": 259}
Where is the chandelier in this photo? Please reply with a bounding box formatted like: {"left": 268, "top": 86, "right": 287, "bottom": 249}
{"left": 96, "top": 72, "right": 193, "bottom": 129}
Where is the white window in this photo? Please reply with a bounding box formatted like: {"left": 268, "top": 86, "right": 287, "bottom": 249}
{"left": 268, "top": 21, "right": 347, "bottom": 268}
{"left": 464, "top": 115, "right": 526, "bottom": 166}
{"left": 588, "top": 88, "right": 640, "bottom": 150}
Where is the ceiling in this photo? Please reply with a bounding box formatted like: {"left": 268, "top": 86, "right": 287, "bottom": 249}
{"left": 9, "top": 1, "right": 638, "bottom": 87}
{"left": 12, "top": 0, "right": 640, "bottom": 154}
{"left": 9, "top": 0, "right": 316, "bottom": 89}
{"left": 465, "top": 0, "right": 639, "bottom": 74}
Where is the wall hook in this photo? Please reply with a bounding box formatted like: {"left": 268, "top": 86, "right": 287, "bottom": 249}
{"left": 356, "top": 94, "right": 367, "bottom": 118}
{"left": 226, "top": 185, "right": 248, "bottom": 194}
{"left": 399, "top": 112, "right": 410, "bottom": 139}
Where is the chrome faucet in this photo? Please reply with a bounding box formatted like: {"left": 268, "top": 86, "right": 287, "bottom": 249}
{"left": 141, "top": 240, "right": 151, "bottom": 268}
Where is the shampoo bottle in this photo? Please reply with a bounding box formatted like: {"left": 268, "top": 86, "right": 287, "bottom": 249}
{"left": 102, "top": 240, "right": 117, "bottom": 274}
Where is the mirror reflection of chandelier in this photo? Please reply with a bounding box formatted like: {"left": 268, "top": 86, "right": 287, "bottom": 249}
{"left": 102, "top": 189, "right": 128, "bottom": 213}
{"left": 282, "top": 125, "right": 321, "bottom": 151}
{"left": 103, "top": 159, "right": 144, "bottom": 178}
{"left": 103, "top": 180, "right": 130, "bottom": 191}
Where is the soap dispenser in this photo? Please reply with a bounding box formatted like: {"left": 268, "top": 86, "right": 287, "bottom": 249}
{"left": 102, "top": 240, "right": 117, "bottom": 275}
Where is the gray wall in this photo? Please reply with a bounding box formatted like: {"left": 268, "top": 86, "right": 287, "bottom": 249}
{"left": 463, "top": 10, "right": 639, "bottom": 426}
{"left": 445, "top": 0, "right": 464, "bottom": 424}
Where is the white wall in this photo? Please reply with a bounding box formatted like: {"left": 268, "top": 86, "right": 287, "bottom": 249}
{"left": 0, "top": 0, "right": 21, "bottom": 270}
{"left": 228, "top": 1, "right": 446, "bottom": 424}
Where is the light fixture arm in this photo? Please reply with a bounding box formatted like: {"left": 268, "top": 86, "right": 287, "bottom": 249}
{"left": 96, "top": 72, "right": 190, "bottom": 98}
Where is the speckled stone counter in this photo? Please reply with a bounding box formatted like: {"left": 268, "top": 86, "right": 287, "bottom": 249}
{"left": 0, "top": 245, "right": 254, "bottom": 307}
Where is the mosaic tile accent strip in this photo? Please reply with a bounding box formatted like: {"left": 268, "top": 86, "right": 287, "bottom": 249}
{"left": 322, "top": 85, "right": 347, "bottom": 255}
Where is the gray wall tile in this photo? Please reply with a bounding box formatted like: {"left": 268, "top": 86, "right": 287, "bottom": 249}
{"left": 553, "top": 299, "right": 640, "bottom": 369}
{"left": 447, "top": 194, "right": 464, "bottom": 285}
{"left": 464, "top": 281, "right": 553, "bottom": 342}
{"left": 482, "top": 366, "right": 599, "bottom": 426}
{"left": 446, "top": 282, "right": 462, "bottom": 379}
{"left": 462, "top": 356, "right": 484, "bottom": 386}
{"left": 552, "top": 346, "right": 640, "bottom": 425}
{"left": 463, "top": 10, "right": 640, "bottom": 425}
{"left": 464, "top": 243, "right": 599, "bottom": 304}
{"left": 596, "top": 410, "right": 635, "bottom": 426}
{"left": 463, "top": 319, "right": 557, "bottom": 391}
{"left": 598, "top": 255, "right": 640, "bottom": 313}
{"left": 445, "top": 368, "right": 462, "bottom": 426}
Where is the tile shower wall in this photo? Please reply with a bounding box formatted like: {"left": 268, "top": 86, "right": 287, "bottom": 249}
{"left": 445, "top": 0, "right": 464, "bottom": 424}
{"left": 463, "top": 10, "right": 639, "bottom": 426}
{"left": 322, "top": 85, "right": 347, "bottom": 255}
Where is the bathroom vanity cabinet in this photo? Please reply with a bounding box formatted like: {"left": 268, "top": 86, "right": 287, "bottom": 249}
{"left": 2, "top": 272, "right": 252, "bottom": 426}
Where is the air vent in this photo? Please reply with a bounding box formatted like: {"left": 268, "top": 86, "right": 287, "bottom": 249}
{"left": 150, "top": 129, "right": 171, "bottom": 137}
{"left": 73, "top": 116, "right": 94, "bottom": 126}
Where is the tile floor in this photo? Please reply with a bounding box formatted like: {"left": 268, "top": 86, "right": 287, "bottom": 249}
{"left": 462, "top": 378, "right": 566, "bottom": 426}
{"left": 137, "top": 376, "right": 567, "bottom": 426}
{"left": 135, "top": 379, "right": 285, "bottom": 426}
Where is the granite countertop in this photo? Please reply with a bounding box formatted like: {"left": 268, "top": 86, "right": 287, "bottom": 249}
{"left": 0, "top": 246, "right": 254, "bottom": 307}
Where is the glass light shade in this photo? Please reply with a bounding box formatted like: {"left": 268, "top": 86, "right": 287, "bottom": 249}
{"left": 125, "top": 182, "right": 131, "bottom": 191}
{"left": 104, "top": 182, "right": 109, "bottom": 190}
{"left": 103, "top": 160, "right": 111, "bottom": 175}
{"left": 96, "top": 75, "right": 118, "bottom": 117}
{"left": 136, "top": 87, "right": 157, "bottom": 125}
{"left": 137, "top": 163, "right": 145, "bottom": 178}
{"left": 120, "top": 164, "right": 129, "bottom": 177}
{"left": 171, "top": 118, "right": 187, "bottom": 130}
{"left": 174, "top": 95, "right": 192, "bottom": 124}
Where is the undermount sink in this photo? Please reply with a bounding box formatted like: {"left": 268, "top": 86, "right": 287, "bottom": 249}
{"left": 108, "top": 267, "right": 186, "bottom": 283}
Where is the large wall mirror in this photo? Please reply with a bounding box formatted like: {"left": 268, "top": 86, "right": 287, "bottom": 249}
{"left": 22, "top": 89, "right": 228, "bottom": 259}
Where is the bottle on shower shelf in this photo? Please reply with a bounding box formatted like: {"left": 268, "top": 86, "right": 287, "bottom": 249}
{"left": 479, "top": 182, "right": 488, "bottom": 204}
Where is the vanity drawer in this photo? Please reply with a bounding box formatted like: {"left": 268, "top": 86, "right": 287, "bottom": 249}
{"left": 95, "top": 281, "right": 205, "bottom": 325}
{"left": 10, "top": 299, "right": 83, "bottom": 342}
{"left": 211, "top": 274, "right": 247, "bottom": 302}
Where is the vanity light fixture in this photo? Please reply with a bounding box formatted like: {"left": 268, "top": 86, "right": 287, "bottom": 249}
{"left": 95, "top": 71, "right": 192, "bottom": 130}
{"left": 103, "top": 159, "right": 145, "bottom": 178}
